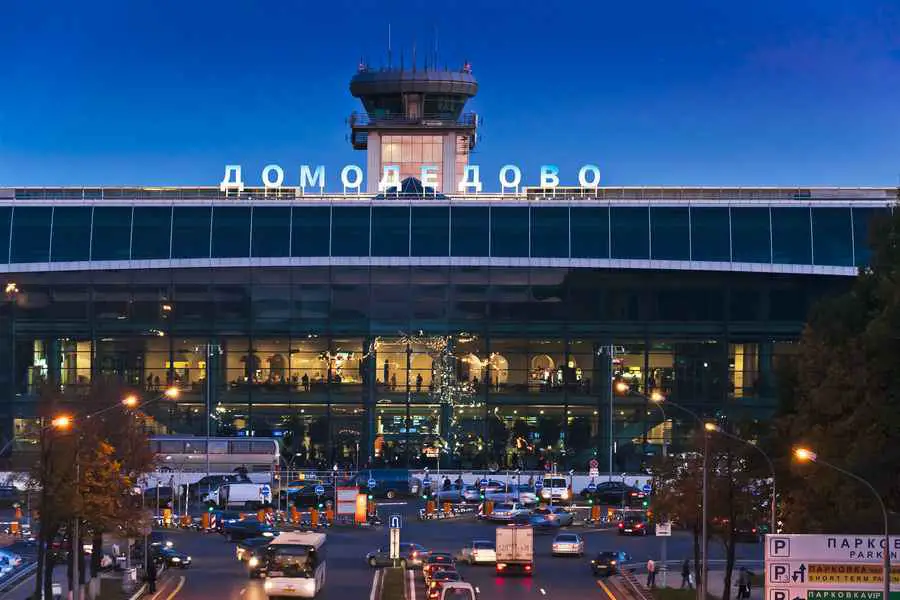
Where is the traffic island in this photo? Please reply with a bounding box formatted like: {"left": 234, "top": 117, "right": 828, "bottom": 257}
{"left": 379, "top": 567, "right": 407, "bottom": 600}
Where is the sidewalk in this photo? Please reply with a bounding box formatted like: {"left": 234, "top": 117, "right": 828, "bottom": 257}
{"left": 704, "top": 570, "right": 762, "bottom": 600}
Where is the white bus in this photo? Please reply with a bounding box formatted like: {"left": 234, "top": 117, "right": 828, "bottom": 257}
{"left": 150, "top": 435, "right": 279, "bottom": 473}
{"left": 262, "top": 532, "right": 327, "bottom": 598}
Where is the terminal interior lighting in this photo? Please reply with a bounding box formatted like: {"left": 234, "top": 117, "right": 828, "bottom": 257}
{"left": 164, "top": 387, "right": 179, "bottom": 399}
{"left": 650, "top": 391, "right": 664, "bottom": 402}
{"left": 51, "top": 415, "right": 72, "bottom": 429}
{"left": 615, "top": 382, "right": 629, "bottom": 393}
{"left": 122, "top": 395, "right": 139, "bottom": 408}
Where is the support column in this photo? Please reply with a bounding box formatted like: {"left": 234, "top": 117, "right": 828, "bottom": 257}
{"left": 46, "top": 339, "right": 61, "bottom": 386}
{"left": 362, "top": 338, "right": 377, "bottom": 469}
{"left": 593, "top": 340, "right": 613, "bottom": 476}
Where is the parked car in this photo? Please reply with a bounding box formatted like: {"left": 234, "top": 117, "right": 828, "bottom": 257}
{"left": 591, "top": 551, "right": 620, "bottom": 577}
{"left": 529, "top": 506, "right": 575, "bottom": 528}
{"left": 552, "top": 533, "right": 584, "bottom": 557}
{"left": 366, "top": 542, "right": 429, "bottom": 568}
{"left": 459, "top": 540, "right": 496, "bottom": 565}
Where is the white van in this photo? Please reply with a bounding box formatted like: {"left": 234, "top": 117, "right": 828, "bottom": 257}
{"left": 539, "top": 476, "right": 571, "bottom": 504}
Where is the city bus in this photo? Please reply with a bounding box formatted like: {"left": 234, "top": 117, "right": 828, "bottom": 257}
{"left": 262, "top": 532, "right": 327, "bottom": 598}
{"left": 150, "top": 435, "right": 279, "bottom": 473}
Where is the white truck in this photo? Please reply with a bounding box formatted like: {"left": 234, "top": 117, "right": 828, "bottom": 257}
{"left": 204, "top": 483, "right": 270, "bottom": 508}
{"left": 495, "top": 524, "right": 534, "bottom": 576}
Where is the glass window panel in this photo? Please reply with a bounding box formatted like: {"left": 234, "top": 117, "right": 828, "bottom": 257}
{"left": 570, "top": 207, "right": 609, "bottom": 258}
{"left": 610, "top": 206, "right": 649, "bottom": 259}
{"left": 10, "top": 206, "right": 52, "bottom": 263}
{"left": 811, "top": 207, "right": 853, "bottom": 267}
{"left": 0, "top": 206, "right": 11, "bottom": 263}
{"left": 292, "top": 206, "right": 331, "bottom": 257}
{"left": 211, "top": 206, "right": 251, "bottom": 258}
{"left": 451, "top": 206, "right": 489, "bottom": 257}
{"left": 331, "top": 206, "right": 370, "bottom": 256}
{"left": 171, "top": 206, "right": 211, "bottom": 259}
{"left": 50, "top": 206, "right": 92, "bottom": 262}
{"left": 530, "top": 207, "right": 569, "bottom": 258}
{"left": 771, "top": 207, "right": 811, "bottom": 265}
{"left": 731, "top": 207, "right": 771, "bottom": 263}
{"left": 91, "top": 206, "right": 132, "bottom": 261}
{"left": 371, "top": 206, "right": 410, "bottom": 257}
{"left": 650, "top": 207, "right": 690, "bottom": 261}
{"left": 131, "top": 206, "right": 172, "bottom": 260}
{"left": 251, "top": 206, "right": 290, "bottom": 257}
{"left": 691, "top": 207, "right": 730, "bottom": 262}
{"left": 852, "top": 207, "right": 886, "bottom": 267}
{"left": 491, "top": 206, "right": 529, "bottom": 257}
{"left": 410, "top": 206, "right": 449, "bottom": 257}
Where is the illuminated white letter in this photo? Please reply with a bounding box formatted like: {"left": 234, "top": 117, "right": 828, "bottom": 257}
{"left": 299, "top": 165, "right": 326, "bottom": 193}
{"left": 341, "top": 164, "right": 364, "bottom": 191}
{"left": 378, "top": 165, "right": 402, "bottom": 193}
{"left": 499, "top": 164, "right": 522, "bottom": 192}
{"left": 578, "top": 164, "right": 601, "bottom": 188}
{"left": 220, "top": 165, "right": 245, "bottom": 194}
{"left": 457, "top": 165, "right": 483, "bottom": 193}
{"left": 540, "top": 165, "right": 560, "bottom": 189}
{"left": 261, "top": 164, "right": 284, "bottom": 191}
{"left": 420, "top": 166, "right": 439, "bottom": 193}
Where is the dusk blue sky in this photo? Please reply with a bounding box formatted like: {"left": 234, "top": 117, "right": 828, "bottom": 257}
{"left": 1, "top": 0, "right": 899, "bottom": 188}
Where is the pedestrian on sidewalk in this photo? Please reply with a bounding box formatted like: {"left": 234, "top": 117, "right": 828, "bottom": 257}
{"left": 146, "top": 557, "right": 157, "bottom": 593}
{"left": 737, "top": 567, "right": 751, "bottom": 599}
{"left": 647, "top": 558, "right": 657, "bottom": 588}
{"left": 681, "top": 559, "right": 693, "bottom": 589}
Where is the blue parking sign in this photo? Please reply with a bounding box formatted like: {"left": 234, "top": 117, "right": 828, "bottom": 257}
{"left": 479, "top": 478, "right": 488, "bottom": 488}
{"left": 367, "top": 478, "right": 377, "bottom": 489}
{"left": 534, "top": 479, "right": 543, "bottom": 489}
{"left": 587, "top": 483, "right": 597, "bottom": 493}
{"left": 642, "top": 484, "right": 652, "bottom": 494}
{"left": 314, "top": 485, "right": 325, "bottom": 496}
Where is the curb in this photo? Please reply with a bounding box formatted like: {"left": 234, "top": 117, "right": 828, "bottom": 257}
{"left": 0, "top": 562, "right": 37, "bottom": 596}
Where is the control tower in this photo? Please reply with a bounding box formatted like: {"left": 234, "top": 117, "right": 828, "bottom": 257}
{"left": 349, "top": 61, "right": 479, "bottom": 193}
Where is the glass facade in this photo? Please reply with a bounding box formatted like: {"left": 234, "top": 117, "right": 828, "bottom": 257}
{"left": 0, "top": 265, "right": 849, "bottom": 469}
{"left": 380, "top": 135, "right": 443, "bottom": 190}
{"left": 0, "top": 202, "right": 886, "bottom": 269}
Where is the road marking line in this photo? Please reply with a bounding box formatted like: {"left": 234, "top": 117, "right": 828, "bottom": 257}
{"left": 370, "top": 570, "right": 381, "bottom": 600}
{"left": 163, "top": 576, "right": 185, "bottom": 600}
{"left": 240, "top": 588, "right": 246, "bottom": 596}
{"left": 540, "top": 588, "right": 547, "bottom": 595}
{"left": 407, "top": 568, "right": 416, "bottom": 600}
{"left": 597, "top": 579, "right": 618, "bottom": 600}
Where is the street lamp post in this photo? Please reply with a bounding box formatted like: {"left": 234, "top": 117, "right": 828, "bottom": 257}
{"left": 706, "top": 423, "right": 776, "bottom": 535}
{"left": 794, "top": 448, "right": 890, "bottom": 600}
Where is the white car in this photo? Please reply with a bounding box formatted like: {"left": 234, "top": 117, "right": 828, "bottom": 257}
{"left": 487, "top": 502, "right": 530, "bottom": 522}
{"left": 459, "top": 540, "right": 496, "bottom": 564}
{"left": 440, "top": 582, "right": 477, "bottom": 600}
{"left": 539, "top": 476, "right": 572, "bottom": 504}
{"left": 551, "top": 533, "right": 584, "bottom": 557}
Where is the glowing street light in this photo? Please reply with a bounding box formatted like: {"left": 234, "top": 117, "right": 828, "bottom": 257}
{"left": 51, "top": 415, "right": 72, "bottom": 429}
{"left": 614, "top": 381, "right": 629, "bottom": 394}
{"left": 164, "top": 387, "right": 179, "bottom": 399}
{"left": 122, "top": 395, "right": 139, "bottom": 408}
{"left": 793, "top": 446, "right": 888, "bottom": 600}
{"left": 650, "top": 390, "right": 665, "bottom": 402}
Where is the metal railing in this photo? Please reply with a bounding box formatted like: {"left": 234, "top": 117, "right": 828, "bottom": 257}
{"left": 349, "top": 111, "right": 477, "bottom": 128}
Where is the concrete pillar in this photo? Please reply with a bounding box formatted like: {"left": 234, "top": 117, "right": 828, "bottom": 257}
{"left": 366, "top": 133, "right": 381, "bottom": 194}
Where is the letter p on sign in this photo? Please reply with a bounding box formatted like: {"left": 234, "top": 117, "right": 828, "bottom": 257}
{"left": 770, "top": 537, "right": 791, "bottom": 557}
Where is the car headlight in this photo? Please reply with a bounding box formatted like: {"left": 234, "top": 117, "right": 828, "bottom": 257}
{"left": 561, "top": 490, "right": 569, "bottom": 499}
{"left": 249, "top": 557, "right": 259, "bottom": 567}
{"left": 264, "top": 580, "right": 272, "bottom": 590}
{"left": 171, "top": 557, "right": 181, "bottom": 562}
{"left": 541, "top": 489, "right": 550, "bottom": 498}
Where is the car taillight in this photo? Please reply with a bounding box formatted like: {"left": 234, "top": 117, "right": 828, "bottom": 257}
{"left": 636, "top": 523, "right": 643, "bottom": 528}
{"left": 525, "top": 564, "right": 532, "bottom": 571}
{"left": 618, "top": 523, "right": 624, "bottom": 528}
{"left": 497, "top": 563, "right": 507, "bottom": 570}
{"left": 412, "top": 551, "right": 418, "bottom": 558}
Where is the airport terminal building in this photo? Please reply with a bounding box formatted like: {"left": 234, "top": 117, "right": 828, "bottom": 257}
{"left": 0, "top": 64, "right": 894, "bottom": 471}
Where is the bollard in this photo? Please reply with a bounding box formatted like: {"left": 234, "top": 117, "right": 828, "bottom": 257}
{"left": 426, "top": 500, "right": 436, "bottom": 516}
{"left": 325, "top": 508, "right": 334, "bottom": 526}
{"left": 257, "top": 509, "right": 266, "bottom": 524}
{"left": 310, "top": 508, "right": 319, "bottom": 528}
{"left": 443, "top": 501, "right": 452, "bottom": 516}
{"left": 9, "top": 521, "right": 19, "bottom": 536}
{"left": 180, "top": 514, "right": 190, "bottom": 528}
{"left": 591, "top": 504, "right": 601, "bottom": 523}
{"left": 290, "top": 506, "right": 299, "bottom": 524}
{"left": 484, "top": 500, "right": 493, "bottom": 516}
{"left": 201, "top": 512, "right": 210, "bottom": 530}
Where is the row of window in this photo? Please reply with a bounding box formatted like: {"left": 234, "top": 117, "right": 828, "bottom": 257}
{"left": 0, "top": 204, "right": 884, "bottom": 266}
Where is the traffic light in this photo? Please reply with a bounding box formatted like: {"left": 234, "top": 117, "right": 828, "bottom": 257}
{"left": 367, "top": 494, "right": 373, "bottom": 501}
{"left": 642, "top": 499, "right": 649, "bottom": 508}
{"left": 317, "top": 503, "right": 324, "bottom": 509}
{"left": 207, "top": 506, "right": 214, "bottom": 512}
{"left": 480, "top": 493, "right": 485, "bottom": 500}
{"left": 588, "top": 498, "right": 594, "bottom": 505}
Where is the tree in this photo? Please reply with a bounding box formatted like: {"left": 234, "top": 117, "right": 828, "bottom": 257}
{"left": 775, "top": 207, "right": 900, "bottom": 533}
{"left": 486, "top": 417, "right": 508, "bottom": 464}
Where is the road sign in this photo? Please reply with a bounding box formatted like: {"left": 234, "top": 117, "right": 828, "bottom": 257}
{"left": 422, "top": 477, "right": 431, "bottom": 488}
{"left": 642, "top": 484, "right": 652, "bottom": 494}
{"left": 765, "top": 534, "right": 900, "bottom": 600}
{"left": 589, "top": 459, "right": 599, "bottom": 469}
{"left": 534, "top": 479, "right": 543, "bottom": 489}
{"left": 336, "top": 487, "right": 358, "bottom": 516}
{"left": 367, "top": 478, "right": 377, "bottom": 489}
{"left": 586, "top": 483, "right": 597, "bottom": 493}
{"left": 479, "top": 478, "right": 488, "bottom": 488}
{"left": 260, "top": 484, "right": 272, "bottom": 503}
{"left": 589, "top": 468, "right": 599, "bottom": 477}
{"left": 656, "top": 522, "right": 672, "bottom": 536}
{"left": 389, "top": 527, "right": 400, "bottom": 560}
{"left": 314, "top": 485, "right": 325, "bottom": 496}
{"left": 389, "top": 514, "right": 402, "bottom": 529}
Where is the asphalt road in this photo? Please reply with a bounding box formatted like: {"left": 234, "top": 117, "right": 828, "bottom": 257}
{"left": 139, "top": 501, "right": 764, "bottom": 600}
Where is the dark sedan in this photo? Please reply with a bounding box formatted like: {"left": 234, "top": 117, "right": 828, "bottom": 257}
{"left": 591, "top": 552, "right": 620, "bottom": 577}
{"left": 366, "top": 543, "right": 429, "bottom": 568}
{"left": 235, "top": 536, "right": 274, "bottom": 562}
{"left": 618, "top": 518, "right": 649, "bottom": 536}
{"left": 153, "top": 546, "right": 192, "bottom": 568}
